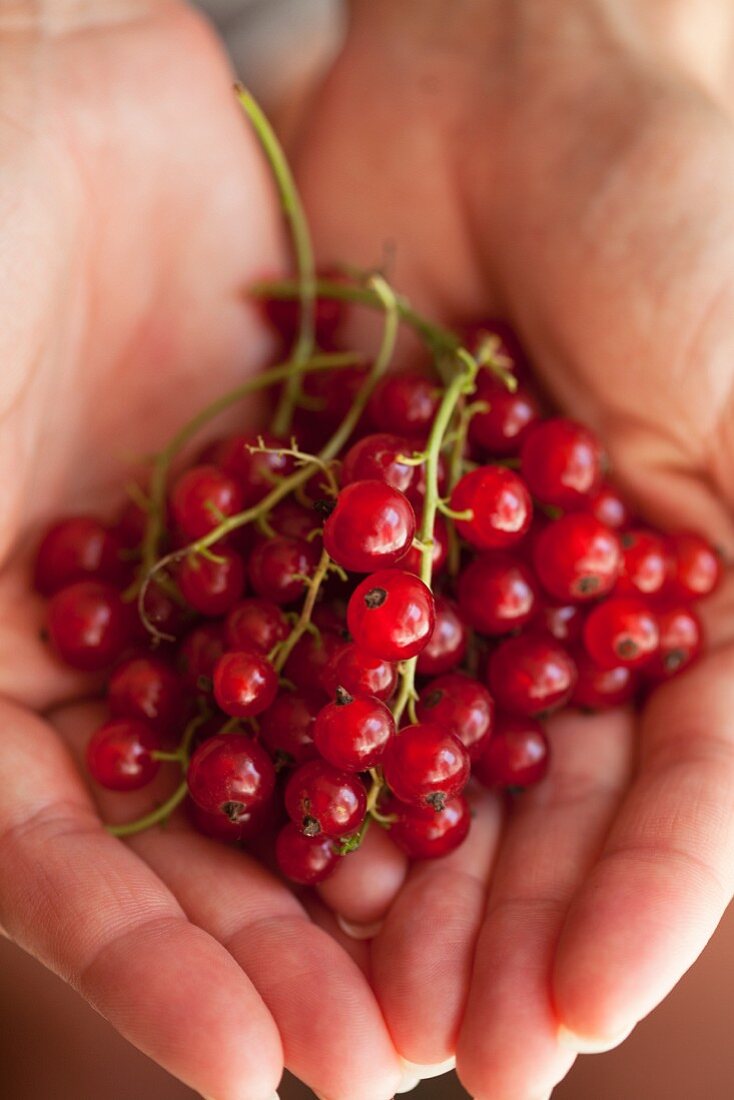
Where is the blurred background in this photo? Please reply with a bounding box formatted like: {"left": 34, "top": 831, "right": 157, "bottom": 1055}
{"left": 4, "top": 2, "right": 734, "bottom": 1098}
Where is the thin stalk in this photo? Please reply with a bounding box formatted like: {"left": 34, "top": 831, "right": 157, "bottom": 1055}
{"left": 236, "top": 85, "right": 316, "bottom": 436}
{"left": 273, "top": 548, "right": 332, "bottom": 672}
{"left": 107, "top": 781, "right": 188, "bottom": 838}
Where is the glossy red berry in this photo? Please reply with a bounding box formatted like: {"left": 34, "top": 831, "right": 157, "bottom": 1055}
{"left": 462, "top": 319, "right": 528, "bottom": 377}
{"left": 285, "top": 759, "right": 367, "bottom": 837}
{"left": 275, "top": 822, "right": 340, "bottom": 885}
{"left": 314, "top": 688, "right": 395, "bottom": 771}
{"left": 398, "top": 511, "right": 449, "bottom": 576}
{"left": 588, "top": 483, "right": 632, "bottom": 530}
{"left": 47, "top": 581, "right": 132, "bottom": 671}
{"left": 533, "top": 513, "right": 622, "bottom": 602}
{"left": 457, "top": 552, "right": 538, "bottom": 635}
{"left": 178, "top": 623, "right": 226, "bottom": 690}
{"left": 666, "top": 532, "right": 722, "bottom": 600}
{"left": 187, "top": 798, "right": 250, "bottom": 843}
{"left": 368, "top": 369, "right": 440, "bottom": 437}
{"left": 616, "top": 529, "right": 668, "bottom": 597}
{"left": 187, "top": 733, "right": 276, "bottom": 823}
{"left": 259, "top": 692, "right": 321, "bottom": 765}
{"left": 583, "top": 597, "right": 659, "bottom": 669}
{"left": 284, "top": 629, "right": 344, "bottom": 696}
{"left": 469, "top": 375, "right": 540, "bottom": 456}
{"left": 86, "top": 718, "right": 161, "bottom": 791}
{"left": 225, "top": 598, "right": 290, "bottom": 654}
{"left": 347, "top": 570, "right": 436, "bottom": 661}
{"left": 262, "top": 276, "right": 345, "bottom": 347}
{"left": 644, "top": 605, "right": 703, "bottom": 680}
{"left": 34, "top": 516, "right": 125, "bottom": 595}
{"left": 450, "top": 466, "right": 532, "bottom": 550}
{"left": 416, "top": 597, "right": 468, "bottom": 677}
{"left": 341, "top": 433, "right": 419, "bottom": 496}
{"left": 383, "top": 723, "right": 470, "bottom": 811}
{"left": 268, "top": 499, "right": 321, "bottom": 541}
{"left": 139, "top": 579, "right": 188, "bottom": 640}
{"left": 177, "top": 546, "right": 245, "bottom": 616}
{"left": 488, "top": 634, "right": 577, "bottom": 716}
{"left": 416, "top": 673, "right": 494, "bottom": 760}
{"left": 108, "top": 655, "right": 182, "bottom": 733}
{"left": 386, "top": 794, "right": 470, "bottom": 859}
{"left": 570, "top": 648, "right": 638, "bottom": 709}
{"left": 170, "top": 464, "right": 243, "bottom": 541}
{"left": 323, "top": 480, "right": 416, "bottom": 572}
{"left": 540, "top": 601, "right": 586, "bottom": 645}
{"left": 474, "top": 714, "right": 549, "bottom": 788}
{"left": 322, "top": 642, "right": 397, "bottom": 702}
{"left": 213, "top": 431, "right": 295, "bottom": 507}
{"left": 248, "top": 535, "right": 319, "bottom": 604}
{"left": 213, "top": 648, "right": 279, "bottom": 717}
{"left": 521, "top": 418, "right": 604, "bottom": 507}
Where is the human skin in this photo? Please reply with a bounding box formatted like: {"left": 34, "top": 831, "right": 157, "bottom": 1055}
{"left": 291, "top": 0, "right": 734, "bottom": 1096}
{"left": 0, "top": 4, "right": 405, "bottom": 1099}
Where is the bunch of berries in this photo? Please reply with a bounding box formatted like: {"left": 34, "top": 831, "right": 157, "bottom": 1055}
{"left": 35, "top": 285, "right": 721, "bottom": 888}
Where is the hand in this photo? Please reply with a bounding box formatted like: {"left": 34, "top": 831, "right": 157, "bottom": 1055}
{"left": 295, "top": 1, "right": 734, "bottom": 1095}
{"left": 0, "top": 5, "right": 402, "bottom": 1098}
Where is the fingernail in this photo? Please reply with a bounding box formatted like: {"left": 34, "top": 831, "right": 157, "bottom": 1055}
{"left": 336, "top": 913, "right": 384, "bottom": 939}
{"left": 399, "top": 1055, "right": 456, "bottom": 1080}
{"left": 557, "top": 1022, "right": 633, "bottom": 1053}
{"left": 395, "top": 1074, "right": 421, "bottom": 1094}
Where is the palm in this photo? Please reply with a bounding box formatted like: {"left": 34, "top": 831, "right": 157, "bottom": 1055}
{"left": 295, "top": 8, "right": 734, "bottom": 1096}
{"left": 0, "top": 7, "right": 401, "bottom": 1099}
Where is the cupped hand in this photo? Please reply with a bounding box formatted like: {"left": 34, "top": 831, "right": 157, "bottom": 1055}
{"left": 295, "top": 1, "right": 734, "bottom": 1095}
{"left": 0, "top": 5, "right": 402, "bottom": 1098}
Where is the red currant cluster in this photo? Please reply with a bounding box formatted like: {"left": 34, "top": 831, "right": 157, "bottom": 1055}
{"left": 35, "top": 281, "right": 721, "bottom": 889}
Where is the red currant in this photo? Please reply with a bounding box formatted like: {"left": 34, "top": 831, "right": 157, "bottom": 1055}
{"left": 616, "top": 529, "right": 668, "bottom": 597}
{"left": 469, "top": 375, "right": 540, "bottom": 456}
{"left": 474, "top": 714, "right": 549, "bottom": 788}
{"left": 644, "top": 605, "right": 703, "bottom": 680}
{"left": 225, "top": 597, "right": 290, "bottom": 654}
{"left": 214, "top": 431, "right": 295, "bottom": 507}
{"left": 521, "top": 418, "right": 604, "bottom": 507}
{"left": 416, "top": 672, "right": 494, "bottom": 760}
{"left": 275, "top": 822, "right": 340, "bottom": 885}
{"left": 177, "top": 546, "right": 245, "bottom": 616}
{"left": 314, "top": 687, "right": 395, "bottom": 771}
{"left": 323, "top": 480, "right": 416, "bottom": 572}
{"left": 86, "top": 718, "right": 161, "bottom": 791}
{"left": 588, "top": 483, "right": 631, "bottom": 530}
{"left": 268, "top": 499, "right": 321, "bottom": 541}
{"left": 248, "top": 534, "right": 319, "bottom": 604}
{"left": 47, "top": 581, "right": 132, "bottom": 671}
{"left": 398, "top": 510, "right": 449, "bottom": 576}
{"left": 34, "top": 516, "right": 125, "bottom": 595}
{"left": 347, "top": 570, "right": 436, "bottom": 660}
{"left": 533, "top": 513, "right": 621, "bottom": 601}
{"left": 383, "top": 723, "right": 470, "bottom": 811}
{"left": 416, "top": 596, "right": 468, "bottom": 677}
{"left": 386, "top": 793, "right": 470, "bottom": 859}
{"left": 341, "top": 433, "right": 419, "bottom": 496}
{"left": 108, "top": 655, "right": 182, "bottom": 733}
{"left": 187, "top": 733, "right": 276, "bottom": 823}
{"left": 170, "top": 464, "right": 243, "bottom": 541}
{"left": 570, "top": 648, "right": 638, "bottom": 709}
{"left": 284, "top": 629, "right": 344, "bottom": 695}
{"left": 487, "top": 634, "right": 577, "bottom": 715}
{"left": 322, "top": 642, "right": 397, "bottom": 702}
{"left": 539, "top": 601, "right": 586, "bottom": 644}
{"left": 450, "top": 466, "right": 532, "bottom": 550}
{"left": 667, "top": 532, "right": 722, "bottom": 600}
{"left": 259, "top": 692, "right": 321, "bottom": 765}
{"left": 213, "top": 648, "right": 279, "bottom": 717}
{"left": 368, "top": 369, "right": 440, "bottom": 437}
{"left": 457, "top": 552, "right": 538, "bottom": 635}
{"left": 284, "top": 759, "right": 367, "bottom": 837}
{"left": 583, "top": 597, "right": 659, "bottom": 669}
{"left": 178, "top": 622, "right": 226, "bottom": 691}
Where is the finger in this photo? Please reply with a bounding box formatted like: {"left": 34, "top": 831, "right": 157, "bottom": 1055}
{"left": 457, "top": 707, "right": 634, "bottom": 1100}
{"left": 553, "top": 646, "right": 734, "bottom": 1048}
{"left": 316, "top": 820, "right": 409, "bottom": 927}
{"left": 370, "top": 784, "right": 503, "bottom": 1066}
{"left": 0, "top": 698, "right": 283, "bottom": 1100}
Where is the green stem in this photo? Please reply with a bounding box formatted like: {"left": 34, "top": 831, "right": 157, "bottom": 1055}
{"left": 236, "top": 85, "right": 316, "bottom": 437}
{"left": 273, "top": 547, "right": 332, "bottom": 672}
{"left": 107, "top": 781, "right": 188, "bottom": 838}
{"left": 139, "top": 276, "right": 400, "bottom": 639}
{"left": 138, "top": 351, "right": 361, "bottom": 580}
{"left": 392, "top": 354, "right": 479, "bottom": 725}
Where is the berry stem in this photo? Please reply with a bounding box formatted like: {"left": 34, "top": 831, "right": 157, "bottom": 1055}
{"left": 272, "top": 547, "right": 332, "bottom": 672}
{"left": 107, "top": 780, "right": 188, "bottom": 838}
{"left": 139, "top": 351, "right": 361, "bottom": 579}
{"left": 139, "top": 276, "right": 399, "bottom": 639}
{"left": 392, "top": 351, "right": 479, "bottom": 725}
{"left": 235, "top": 84, "right": 316, "bottom": 437}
